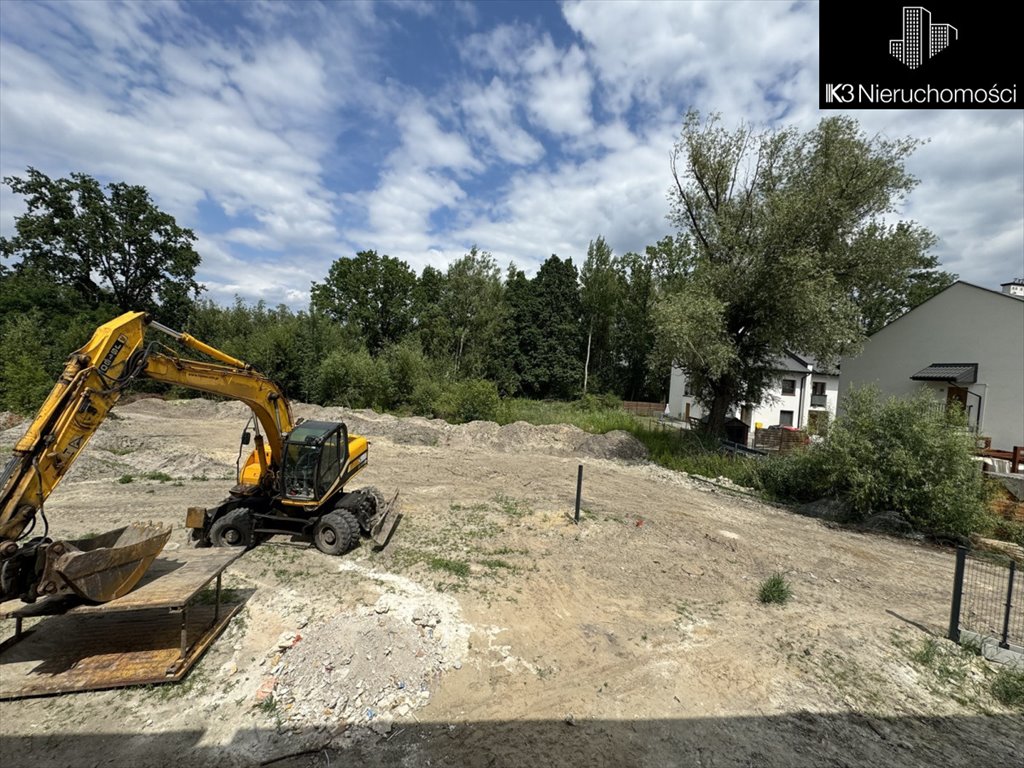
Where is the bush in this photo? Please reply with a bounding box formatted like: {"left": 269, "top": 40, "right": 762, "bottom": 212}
{"left": 758, "top": 573, "right": 792, "bottom": 605}
{"left": 433, "top": 379, "right": 500, "bottom": 423}
{"left": 752, "top": 386, "right": 991, "bottom": 538}
{"left": 313, "top": 348, "right": 392, "bottom": 410}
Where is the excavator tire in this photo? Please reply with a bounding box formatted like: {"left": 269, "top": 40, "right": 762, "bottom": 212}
{"left": 313, "top": 509, "right": 360, "bottom": 556}
{"left": 209, "top": 508, "right": 255, "bottom": 549}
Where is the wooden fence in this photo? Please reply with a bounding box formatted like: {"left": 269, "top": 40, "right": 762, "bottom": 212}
{"left": 621, "top": 401, "right": 667, "bottom": 418}
{"left": 752, "top": 427, "right": 809, "bottom": 453}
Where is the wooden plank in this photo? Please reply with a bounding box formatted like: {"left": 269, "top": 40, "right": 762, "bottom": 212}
{"left": 0, "top": 602, "right": 242, "bottom": 699}
{"left": 1, "top": 548, "right": 243, "bottom": 618}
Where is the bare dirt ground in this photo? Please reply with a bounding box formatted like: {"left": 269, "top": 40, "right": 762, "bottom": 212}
{"left": 1, "top": 399, "right": 1021, "bottom": 767}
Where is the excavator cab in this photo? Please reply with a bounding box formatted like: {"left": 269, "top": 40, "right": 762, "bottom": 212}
{"left": 281, "top": 421, "right": 348, "bottom": 503}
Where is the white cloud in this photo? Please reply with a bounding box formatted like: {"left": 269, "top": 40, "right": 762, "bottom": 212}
{"left": 1, "top": 0, "right": 1020, "bottom": 309}
{"left": 459, "top": 78, "right": 545, "bottom": 165}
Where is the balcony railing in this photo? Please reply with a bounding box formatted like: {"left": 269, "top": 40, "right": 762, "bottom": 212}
{"left": 810, "top": 394, "right": 828, "bottom": 408}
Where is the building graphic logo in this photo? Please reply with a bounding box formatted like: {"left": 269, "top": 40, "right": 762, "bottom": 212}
{"left": 890, "top": 6, "right": 958, "bottom": 69}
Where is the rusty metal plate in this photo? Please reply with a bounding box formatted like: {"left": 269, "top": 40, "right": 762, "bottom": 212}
{"left": 0, "top": 602, "right": 242, "bottom": 699}
{"left": 2, "top": 547, "right": 243, "bottom": 619}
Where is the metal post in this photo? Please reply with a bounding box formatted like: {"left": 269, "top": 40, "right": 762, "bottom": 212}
{"left": 1000, "top": 559, "right": 1016, "bottom": 650}
{"left": 214, "top": 573, "right": 222, "bottom": 622}
{"left": 948, "top": 546, "right": 967, "bottom": 642}
{"left": 574, "top": 464, "right": 583, "bottom": 524}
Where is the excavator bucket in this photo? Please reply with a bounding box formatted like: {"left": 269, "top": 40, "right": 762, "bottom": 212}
{"left": 369, "top": 492, "right": 402, "bottom": 549}
{"left": 37, "top": 523, "right": 172, "bottom": 603}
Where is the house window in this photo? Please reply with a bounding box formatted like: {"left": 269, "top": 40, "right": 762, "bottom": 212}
{"left": 812, "top": 381, "right": 826, "bottom": 396}
{"left": 684, "top": 381, "right": 693, "bottom": 397}
{"left": 779, "top": 410, "right": 794, "bottom": 427}
{"left": 781, "top": 379, "right": 796, "bottom": 396}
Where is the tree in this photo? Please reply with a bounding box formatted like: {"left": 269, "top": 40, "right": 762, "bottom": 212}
{"left": 529, "top": 255, "right": 582, "bottom": 399}
{"left": 311, "top": 250, "right": 417, "bottom": 354}
{"left": 579, "top": 236, "right": 622, "bottom": 395}
{"left": 1, "top": 168, "right": 202, "bottom": 323}
{"left": 438, "top": 247, "right": 504, "bottom": 376}
{"left": 656, "top": 112, "right": 953, "bottom": 436}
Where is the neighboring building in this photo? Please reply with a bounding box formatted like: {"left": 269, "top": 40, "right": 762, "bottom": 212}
{"left": 667, "top": 351, "right": 839, "bottom": 444}
{"left": 1001, "top": 277, "right": 1024, "bottom": 298}
{"left": 840, "top": 281, "right": 1024, "bottom": 452}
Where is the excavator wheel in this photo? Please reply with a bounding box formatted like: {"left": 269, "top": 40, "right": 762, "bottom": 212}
{"left": 209, "top": 508, "right": 255, "bottom": 549}
{"left": 313, "top": 509, "right": 360, "bottom": 556}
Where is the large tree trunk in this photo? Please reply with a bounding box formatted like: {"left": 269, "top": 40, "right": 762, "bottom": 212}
{"left": 704, "top": 377, "right": 735, "bottom": 439}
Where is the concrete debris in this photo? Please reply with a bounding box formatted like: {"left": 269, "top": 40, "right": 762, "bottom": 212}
{"left": 268, "top": 589, "right": 470, "bottom": 732}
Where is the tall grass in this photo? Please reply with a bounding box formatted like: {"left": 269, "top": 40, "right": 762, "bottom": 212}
{"left": 628, "top": 425, "right": 758, "bottom": 485}
{"left": 497, "top": 398, "right": 638, "bottom": 434}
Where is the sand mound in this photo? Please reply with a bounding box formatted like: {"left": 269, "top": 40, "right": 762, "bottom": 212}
{"left": 117, "top": 398, "right": 249, "bottom": 420}
{"left": 576, "top": 429, "right": 650, "bottom": 460}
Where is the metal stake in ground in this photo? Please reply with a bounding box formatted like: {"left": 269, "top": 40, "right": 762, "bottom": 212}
{"left": 948, "top": 546, "right": 967, "bottom": 643}
{"left": 574, "top": 464, "right": 583, "bottom": 524}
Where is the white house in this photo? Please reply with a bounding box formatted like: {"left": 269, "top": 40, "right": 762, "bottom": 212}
{"left": 667, "top": 351, "right": 840, "bottom": 443}
{"left": 839, "top": 280, "right": 1024, "bottom": 452}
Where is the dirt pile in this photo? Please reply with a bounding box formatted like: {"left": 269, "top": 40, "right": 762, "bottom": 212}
{"left": 270, "top": 563, "right": 471, "bottom": 733}
{"left": 295, "top": 403, "right": 649, "bottom": 460}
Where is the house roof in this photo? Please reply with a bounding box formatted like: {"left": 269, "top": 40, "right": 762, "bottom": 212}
{"left": 910, "top": 363, "right": 978, "bottom": 384}
{"left": 999, "top": 278, "right": 1024, "bottom": 287}
{"left": 864, "top": 281, "right": 1024, "bottom": 339}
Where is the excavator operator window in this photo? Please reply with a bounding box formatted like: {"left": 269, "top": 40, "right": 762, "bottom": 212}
{"left": 282, "top": 421, "right": 338, "bottom": 501}
{"left": 316, "top": 432, "right": 342, "bottom": 498}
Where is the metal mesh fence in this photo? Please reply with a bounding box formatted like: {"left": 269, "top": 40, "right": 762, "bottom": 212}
{"left": 956, "top": 550, "right": 1022, "bottom": 647}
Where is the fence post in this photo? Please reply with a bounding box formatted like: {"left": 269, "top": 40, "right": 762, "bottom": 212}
{"left": 1000, "top": 559, "right": 1016, "bottom": 649}
{"left": 574, "top": 464, "right": 583, "bottom": 524}
{"left": 948, "top": 546, "right": 967, "bottom": 643}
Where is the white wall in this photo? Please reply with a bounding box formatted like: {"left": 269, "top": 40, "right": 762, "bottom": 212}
{"left": 667, "top": 365, "right": 840, "bottom": 443}
{"left": 840, "top": 282, "right": 1024, "bottom": 451}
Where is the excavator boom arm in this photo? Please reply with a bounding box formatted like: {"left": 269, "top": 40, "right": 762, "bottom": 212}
{"left": 0, "top": 312, "right": 294, "bottom": 602}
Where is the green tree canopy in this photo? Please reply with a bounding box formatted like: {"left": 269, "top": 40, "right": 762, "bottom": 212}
{"left": 656, "top": 112, "right": 954, "bottom": 436}
{"left": 579, "top": 236, "right": 622, "bottom": 395}
{"left": 311, "top": 249, "right": 417, "bottom": 354}
{"left": 1, "top": 168, "right": 202, "bottom": 323}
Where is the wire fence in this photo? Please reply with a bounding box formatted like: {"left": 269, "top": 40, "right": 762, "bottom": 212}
{"left": 949, "top": 547, "right": 1022, "bottom": 649}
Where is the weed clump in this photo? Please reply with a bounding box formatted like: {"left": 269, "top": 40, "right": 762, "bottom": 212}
{"left": 758, "top": 572, "right": 792, "bottom": 605}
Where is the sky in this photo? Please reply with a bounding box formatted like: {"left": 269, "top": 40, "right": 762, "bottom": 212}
{"left": 1, "top": 0, "right": 1021, "bottom": 309}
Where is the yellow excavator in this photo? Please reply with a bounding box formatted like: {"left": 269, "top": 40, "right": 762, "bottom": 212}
{"left": 0, "top": 311, "right": 400, "bottom": 604}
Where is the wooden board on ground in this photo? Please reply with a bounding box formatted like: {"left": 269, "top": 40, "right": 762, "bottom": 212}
{"left": 0, "top": 547, "right": 244, "bottom": 699}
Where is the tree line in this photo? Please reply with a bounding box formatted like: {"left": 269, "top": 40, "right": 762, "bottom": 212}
{"left": 0, "top": 113, "right": 955, "bottom": 432}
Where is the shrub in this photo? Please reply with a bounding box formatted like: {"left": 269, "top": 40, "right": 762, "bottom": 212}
{"left": 752, "top": 386, "right": 991, "bottom": 538}
{"left": 313, "top": 348, "right": 392, "bottom": 410}
{"left": 758, "top": 573, "right": 792, "bottom": 605}
{"left": 434, "top": 379, "right": 500, "bottom": 423}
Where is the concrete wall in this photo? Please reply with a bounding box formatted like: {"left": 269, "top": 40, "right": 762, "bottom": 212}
{"left": 840, "top": 282, "right": 1024, "bottom": 451}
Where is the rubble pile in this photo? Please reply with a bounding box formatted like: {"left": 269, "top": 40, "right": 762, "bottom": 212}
{"left": 267, "top": 593, "right": 469, "bottom": 733}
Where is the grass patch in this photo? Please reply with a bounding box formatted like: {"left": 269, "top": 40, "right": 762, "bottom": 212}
{"left": 991, "top": 668, "right": 1024, "bottom": 708}
{"left": 758, "top": 572, "right": 792, "bottom": 605}
{"left": 493, "top": 493, "right": 531, "bottom": 518}
{"left": 427, "top": 556, "right": 470, "bottom": 577}
{"left": 140, "top": 471, "right": 174, "bottom": 482}
{"left": 910, "top": 637, "right": 940, "bottom": 666}
{"left": 497, "top": 398, "right": 638, "bottom": 434}
{"left": 629, "top": 426, "right": 758, "bottom": 486}
{"left": 118, "top": 474, "right": 134, "bottom": 484}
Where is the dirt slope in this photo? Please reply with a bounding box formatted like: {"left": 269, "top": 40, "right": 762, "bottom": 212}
{"left": 0, "top": 399, "right": 1019, "bottom": 767}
